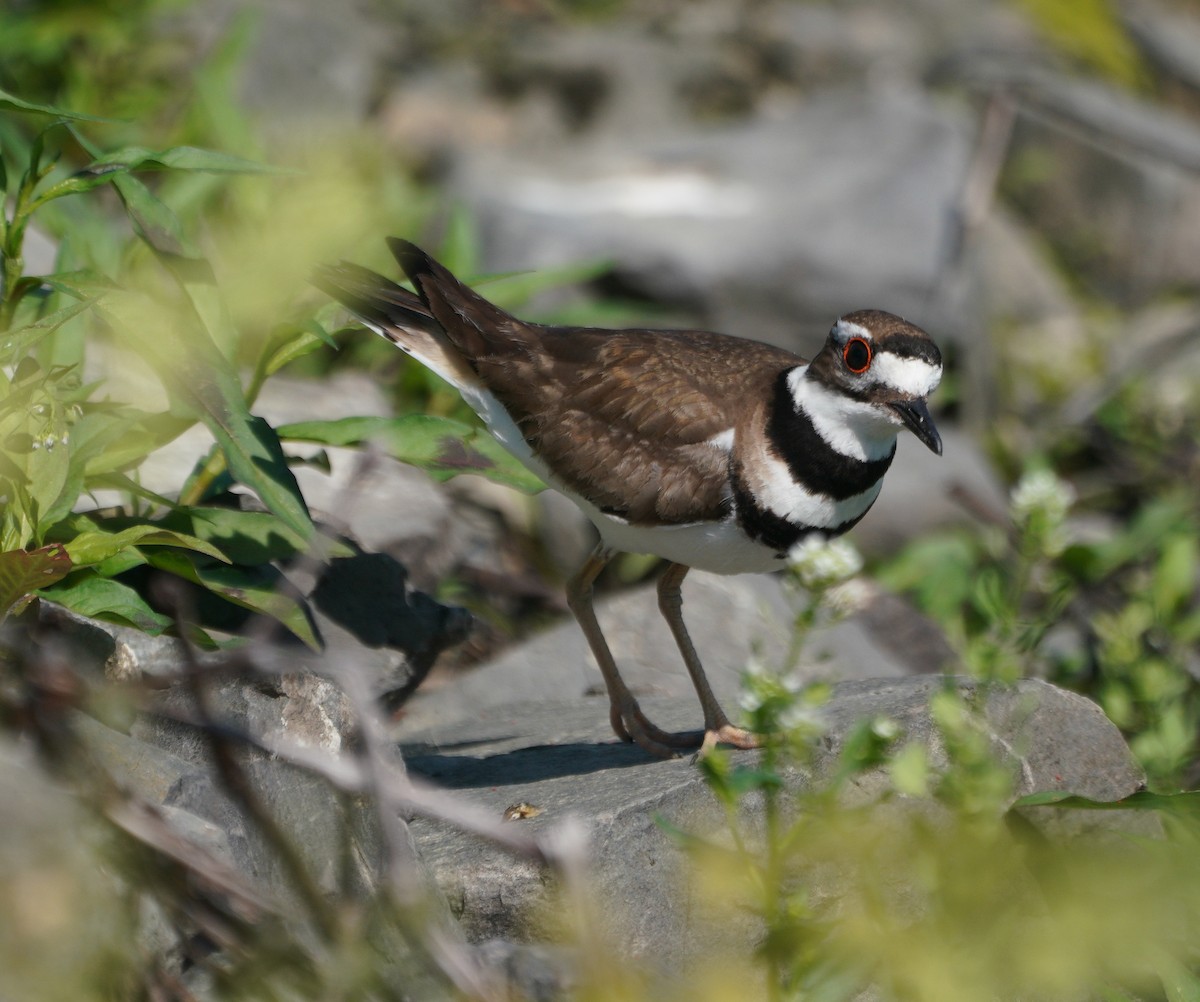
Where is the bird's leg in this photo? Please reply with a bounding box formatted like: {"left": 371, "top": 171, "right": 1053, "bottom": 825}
{"left": 566, "top": 545, "right": 700, "bottom": 758}
{"left": 657, "top": 562, "right": 761, "bottom": 758}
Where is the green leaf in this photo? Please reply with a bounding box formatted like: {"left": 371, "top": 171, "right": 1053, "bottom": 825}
{"left": 85, "top": 473, "right": 181, "bottom": 511}
{"left": 0, "top": 87, "right": 120, "bottom": 123}
{"left": 251, "top": 307, "right": 341, "bottom": 390}
{"left": 470, "top": 258, "right": 611, "bottom": 313}
{"left": 1152, "top": 532, "right": 1198, "bottom": 617}
{"left": 143, "top": 549, "right": 319, "bottom": 649}
{"left": 80, "top": 412, "right": 195, "bottom": 478}
{"left": 38, "top": 573, "right": 172, "bottom": 634}
{"left": 152, "top": 506, "right": 323, "bottom": 564}
{"left": 109, "top": 171, "right": 194, "bottom": 256}
{"left": 33, "top": 145, "right": 292, "bottom": 205}
{"left": 437, "top": 204, "right": 480, "bottom": 275}
{"left": 0, "top": 298, "right": 98, "bottom": 367}
{"left": 95, "top": 291, "right": 314, "bottom": 541}
{"left": 62, "top": 525, "right": 229, "bottom": 568}
{"left": 278, "top": 415, "right": 545, "bottom": 494}
{"left": 96, "top": 144, "right": 289, "bottom": 175}
{"left": 0, "top": 544, "right": 72, "bottom": 619}
{"left": 1013, "top": 789, "right": 1200, "bottom": 822}
{"left": 972, "top": 567, "right": 1010, "bottom": 624}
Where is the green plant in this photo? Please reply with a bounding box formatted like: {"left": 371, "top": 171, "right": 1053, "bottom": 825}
{"left": 670, "top": 545, "right": 1200, "bottom": 1002}
{"left": 0, "top": 91, "right": 545, "bottom": 641}
{"left": 879, "top": 466, "right": 1200, "bottom": 790}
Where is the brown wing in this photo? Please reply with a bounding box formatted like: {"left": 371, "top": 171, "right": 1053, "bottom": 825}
{"left": 388, "top": 239, "right": 805, "bottom": 525}
{"left": 479, "top": 326, "right": 802, "bottom": 524}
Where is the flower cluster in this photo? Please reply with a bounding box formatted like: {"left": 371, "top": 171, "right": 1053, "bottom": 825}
{"left": 1009, "top": 469, "right": 1075, "bottom": 527}
{"left": 1009, "top": 468, "right": 1076, "bottom": 557}
{"left": 786, "top": 535, "right": 864, "bottom": 591}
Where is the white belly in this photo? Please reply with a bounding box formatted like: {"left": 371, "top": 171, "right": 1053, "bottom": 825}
{"left": 457, "top": 380, "right": 783, "bottom": 574}
{"left": 586, "top": 508, "right": 783, "bottom": 574}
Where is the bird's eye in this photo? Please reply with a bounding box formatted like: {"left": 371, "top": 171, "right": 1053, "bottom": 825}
{"left": 843, "top": 337, "right": 872, "bottom": 374}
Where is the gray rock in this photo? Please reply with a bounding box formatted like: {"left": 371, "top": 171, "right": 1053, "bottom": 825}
{"left": 1123, "top": 0, "right": 1200, "bottom": 94}
{"left": 401, "top": 677, "right": 1148, "bottom": 969}
{"left": 472, "top": 939, "right": 577, "bottom": 1002}
{"left": 397, "top": 569, "right": 955, "bottom": 737}
{"left": 451, "top": 84, "right": 974, "bottom": 351}
{"left": 957, "top": 58, "right": 1200, "bottom": 301}
{"left": 125, "top": 670, "right": 384, "bottom": 900}
{"left": 172, "top": 0, "right": 392, "bottom": 129}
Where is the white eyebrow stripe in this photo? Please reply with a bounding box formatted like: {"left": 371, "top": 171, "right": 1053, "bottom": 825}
{"left": 833, "top": 318, "right": 873, "bottom": 342}
{"left": 869, "top": 354, "right": 942, "bottom": 398}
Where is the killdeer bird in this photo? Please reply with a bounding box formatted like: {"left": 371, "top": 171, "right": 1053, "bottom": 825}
{"left": 315, "top": 239, "right": 943, "bottom": 758}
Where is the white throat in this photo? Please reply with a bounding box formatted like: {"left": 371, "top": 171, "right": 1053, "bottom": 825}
{"left": 786, "top": 366, "right": 898, "bottom": 463}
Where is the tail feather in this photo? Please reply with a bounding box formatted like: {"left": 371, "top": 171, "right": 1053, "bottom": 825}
{"left": 312, "top": 257, "right": 481, "bottom": 390}
{"left": 386, "top": 238, "right": 525, "bottom": 358}
{"left": 311, "top": 261, "right": 436, "bottom": 333}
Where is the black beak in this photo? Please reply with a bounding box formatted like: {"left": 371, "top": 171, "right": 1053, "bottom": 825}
{"left": 890, "top": 398, "right": 942, "bottom": 456}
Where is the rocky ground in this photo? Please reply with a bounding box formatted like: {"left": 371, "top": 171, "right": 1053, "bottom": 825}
{"left": 13, "top": 0, "right": 1200, "bottom": 995}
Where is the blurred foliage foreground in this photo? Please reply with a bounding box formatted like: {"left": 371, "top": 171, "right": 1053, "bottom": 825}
{"left": 1, "top": 49, "right": 1200, "bottom": 1002}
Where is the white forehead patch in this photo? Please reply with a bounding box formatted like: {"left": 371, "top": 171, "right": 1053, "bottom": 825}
{"left": 869, "top": 353, "right": 942, "bottom": 398}
{"left": 832, "top": 317, "right": 873, "bottom": 343}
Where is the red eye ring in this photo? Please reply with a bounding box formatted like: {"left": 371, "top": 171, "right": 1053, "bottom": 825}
{"left": 843, "top": 337, "right": 872, "bottom": 374}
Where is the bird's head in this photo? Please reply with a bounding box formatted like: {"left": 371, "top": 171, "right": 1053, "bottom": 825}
{"left": 807, "top": 309, "right": 944, "bottom": 456}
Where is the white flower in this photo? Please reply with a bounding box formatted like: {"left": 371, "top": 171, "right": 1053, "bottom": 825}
{"left": 1010, "top": 469, "right": 1075, "bottom": 526}
{"left": 826, "top": 578, "right": 872, "bottom": 617}
{"left": 787, "top": 535, "right": 864, "bottom": 589}
{"left": 779, "top": 700, "right": 828, "bottom": 734}
{"left": 744, "top": 655, "right": 770, "bottom": 678}
{"left": 739, "top": 688, "right": 764, "bottom": 713}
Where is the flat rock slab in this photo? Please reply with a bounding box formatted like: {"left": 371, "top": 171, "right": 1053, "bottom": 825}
{"left": 401, "top": 677, "right": 1147, "bottom": 970}
{"left": 397, "top": 571, "right": 951, "bottom": 735}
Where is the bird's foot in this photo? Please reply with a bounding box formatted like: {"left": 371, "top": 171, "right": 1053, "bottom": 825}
{"left": 611, "top": 703, "right": 760, "bottom": 760}
{"left": 611, "top": 702, "right": 702, "bottom": 758}
{"left": 693, "top": 722, "right": 762, "bottom": 761}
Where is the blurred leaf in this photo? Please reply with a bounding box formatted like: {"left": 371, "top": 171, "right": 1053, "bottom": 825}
{"left": 152, "top": 506, "right": 345, "bottom": 565}
{"left": 0, "top": 297, "right": 97, "bottom": 366}
{"left": 1152, "top": 533, "right": 1198, "bottom": 618}
{"left": 972, "top": 567, "right": 1010, "bottom": 625}
{"left": 85, "top": 473, "right": 180, "bottom": 511}
{"left": 80, "top": 411, "right": 194, "bottom": 478}
{"left": 95, "top": 291, "right": 313, "bottom": 540}
{"left": 62, "top": 524, "right": 228, "bottom": 567}
{"left": 0, "top": 544, "right": 72, "bottom": 619}
{"left": 278, "top": 414, "right": 545, "bottom": 493}
{"left": 1161, "top": 959, "right": 1200, "bottom": 1002}
{"left": 38, "top": 572, "right": 172, "bottom": 634}
{"left": 0, "top": 86, "right": 119, "bottom": 122}
{"left": 39, "top": 269, "right": 122, "bottom": 300}
{"left": 471, "top": 258, "right": 612, "bottom": 312}
{"left": 35, "top": 145, "right": 291, "bottom": 204}
{"left": 1014, "top": 789, "right": 1200, "bottom": 821}
{"left": 143, "top": 548, "right": 318, "bottom": 648}
{"left": 437, "top": 204, "right": 480, "bottom": 275}
{"left": 888, "top": 742, "right": 930, "bottom": 798}
{"left": 1014, "top": 0, "right": 1147, "bottom": 88}
{"left": 255, "top": 309, "right": 340, "bottom": 386}
{"left": 109, "top": 171, "right": 194, "bottom": 256}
